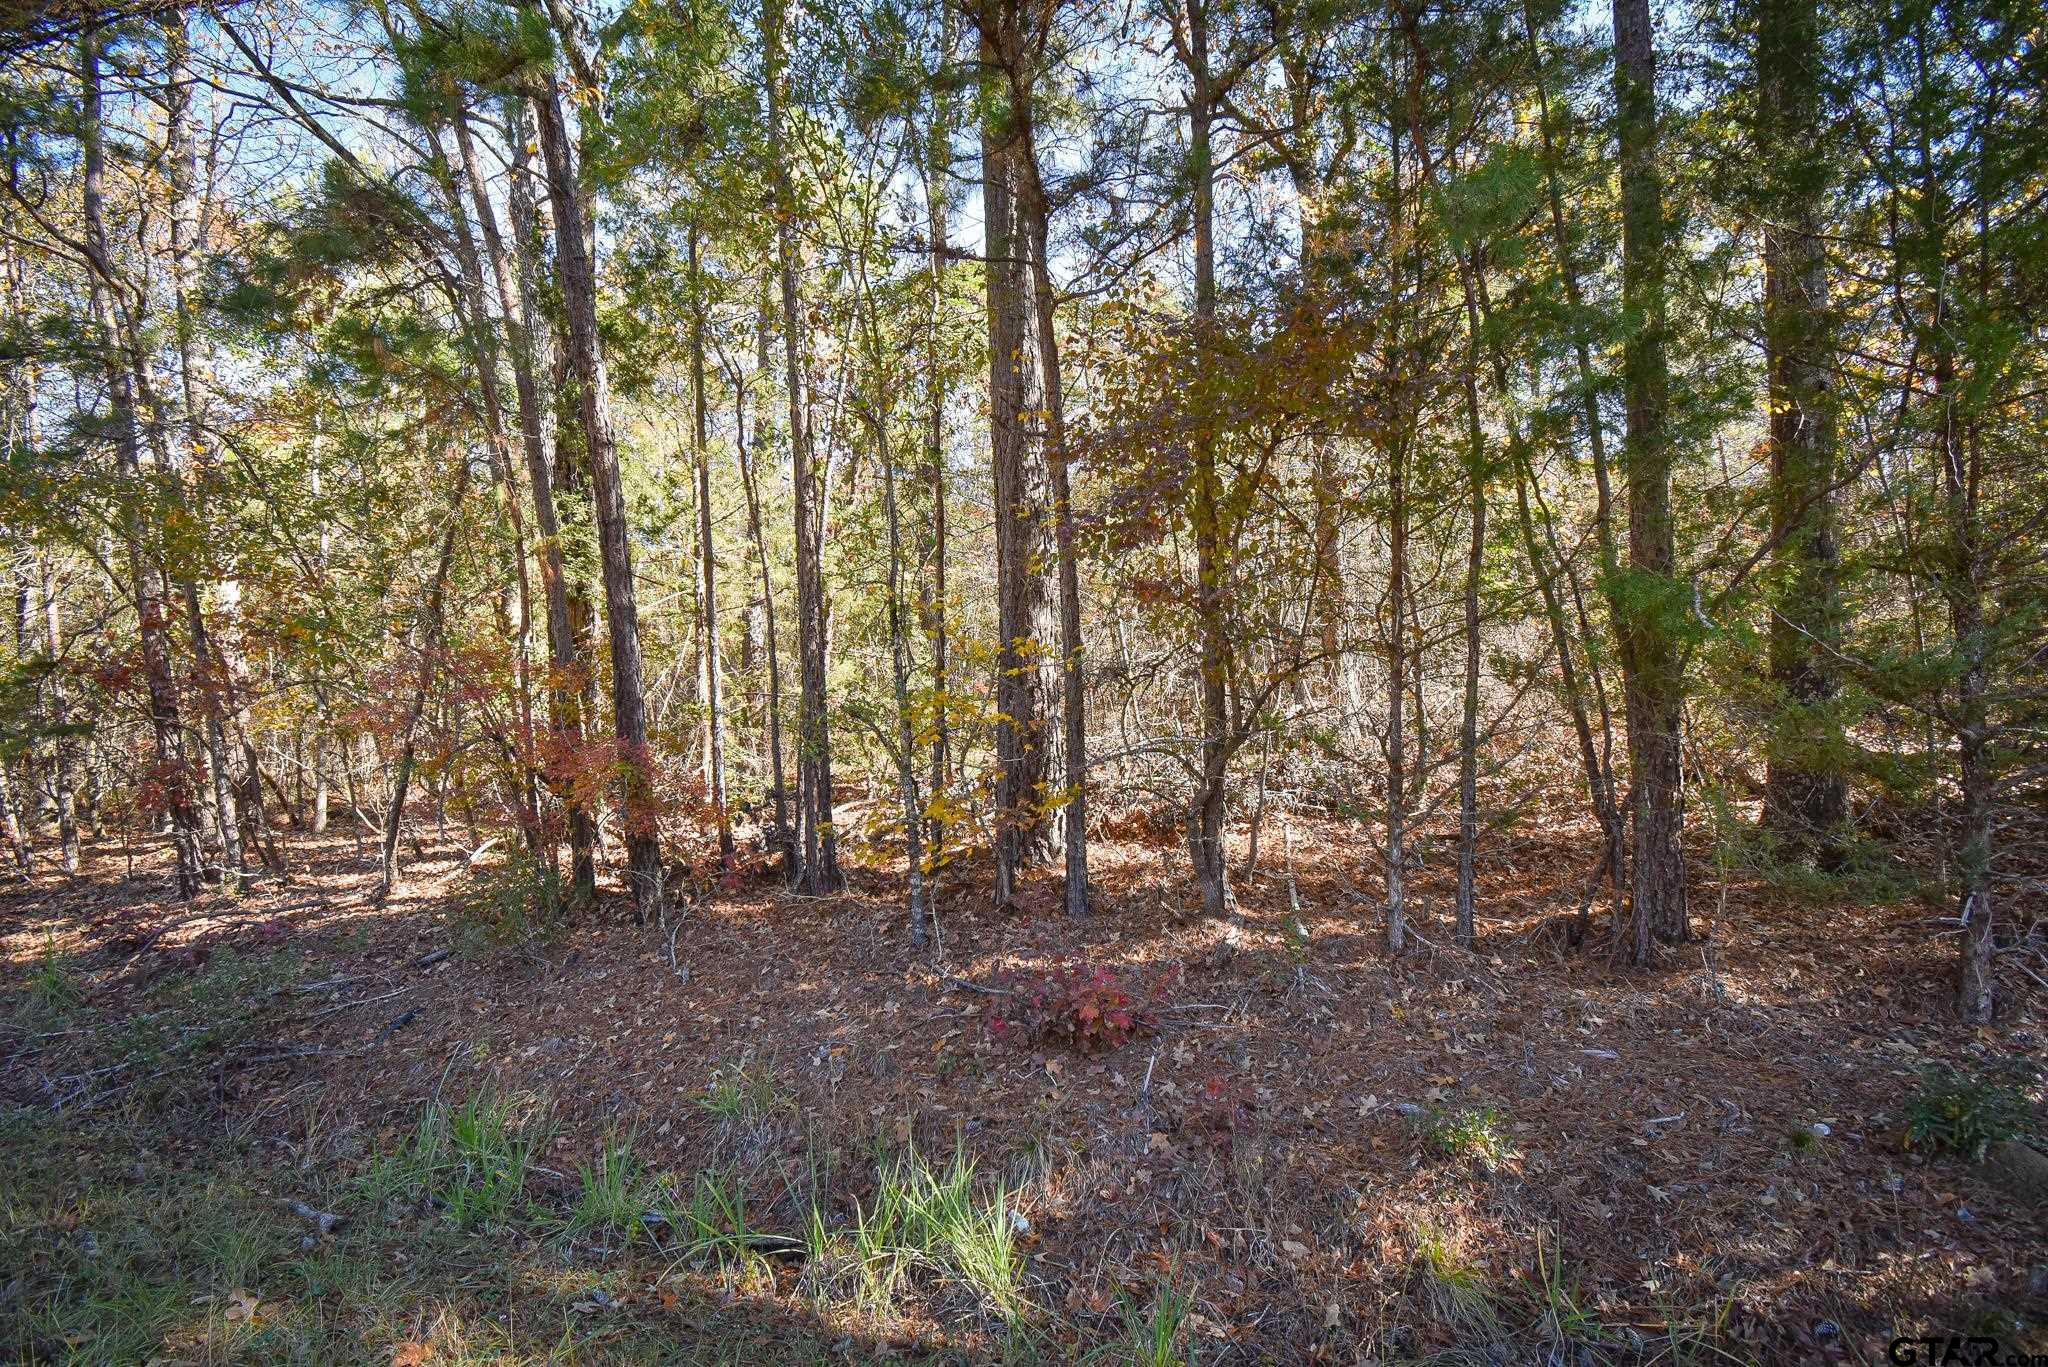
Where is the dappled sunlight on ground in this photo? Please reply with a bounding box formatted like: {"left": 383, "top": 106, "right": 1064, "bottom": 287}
{"left": 2, "top": 820, "right": 2043, "bottom": 1362}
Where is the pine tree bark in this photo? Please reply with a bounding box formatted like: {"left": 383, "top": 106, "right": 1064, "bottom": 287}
{"left": 531, "top": 73, "right": 665, "bottom": 917}
{"left": 1756, "top": 0, "right": 1846, "bottom": 854}
{"left": 977, "top": 8, "right": 1059, "bottom": 905}
{"left": 1612, "top": 0, "right": 1687, "bottom": 958}
{"left": 988, "top": 0, "right": 1089, "bottom": 920}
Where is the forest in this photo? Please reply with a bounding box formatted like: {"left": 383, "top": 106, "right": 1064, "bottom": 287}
{"left": 0, "top": 0, "right": 2044, "bottom": 1360}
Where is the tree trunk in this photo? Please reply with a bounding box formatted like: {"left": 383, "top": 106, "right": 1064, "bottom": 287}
{"left": 81, "top": 33, "right": 204, "bottom": 900}
{"left": 0, "top": 759, "right": 28, "bottom": 875}
{"left": 1453, "top": 267, "right": 1487, "bottom": 950}
{"left": 531, "top": 73, "right": 664, "bottom": 917}
{"left": 164, "top": 13, "right": 271, "bottom": 887}
{"left": 736, "top": 301, "right": 795, "bottom": 879}
{"left": 9, "top": 333, "right": 77, "bottom": 872}
{"left": 493, "top": 99, "right": 598, "bottom": 895}
{"left": 1612, "top": 0, "right": 1686, "bottom": 958}
{"left": 876, "top": 400, "right": 929, "bottom": 945}
{"left": 38, "top": 556, "right": 78, "bottom": 874}
{"left": 1180, "top": 0, "right": 1234, "bottom": 927}
{"left": 1756, "top": 0, "right": 1846, "bottom": 855}
{"left": 429, "top": 110, "right": 542, "bottom": 857}
{"left": 689, "top": 226, "right": 735, "bottom": 868}
{"left": 979, "top": 13, "right": 1058, "bottom": 904}
{"left": 998, "top": 16, "right": 1088, "bottom": 921}
{"left": 309, "top": 414, "right": 332, "bottom": 835}
{"left": 376, "top": 452, "right": 467, "bottom": 898}
{"left": 765, "top": 0, "right": 843, "bottom": 896}
{"left": 921, "top": 7, "right": 957, "bottom": 856}
{"left": 1525, "top": 0, "right": 1626, "bottom": 933}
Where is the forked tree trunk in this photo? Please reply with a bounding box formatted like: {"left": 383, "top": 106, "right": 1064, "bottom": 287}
{"left": 999, "top": 28, "right": 1089, "bottom": 921}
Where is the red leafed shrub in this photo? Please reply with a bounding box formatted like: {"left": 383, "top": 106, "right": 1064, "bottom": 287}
{"left": 1182, "top": 1073, "right": 1255, "bottom": 1150}
{"left": 986, "top": 960, "right": 1183, "bottom": 1053}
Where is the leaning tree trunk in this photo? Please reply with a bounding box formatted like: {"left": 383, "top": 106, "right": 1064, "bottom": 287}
{"left": 375, "top": 453, "right": 467, "bottom": 898}
{"left": 80, "top": 34, "right": 204, "bottom": 899}
{"left": 1525, "top": 0, "right": 1626, "bottom": 934}
{"left": 428, "top": 111, "right": 542, "bottom": 856}
{"left": 491, "top": 100, "right": 598, "bottom": 895}
{"left": 1612, "top": 0, "right": 1686, "bottom": 959}
{"left": 531, "top": 73, "right": 664, "bottom": 918}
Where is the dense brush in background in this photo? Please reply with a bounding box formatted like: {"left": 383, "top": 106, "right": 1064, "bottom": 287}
{"left": 0, "top": 0, "right": 2040, "bottom": 1018}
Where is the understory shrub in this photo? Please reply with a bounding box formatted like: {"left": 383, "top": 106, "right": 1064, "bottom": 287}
{"left": 988, "top": 960, "right": 1183, "bottom": 1053}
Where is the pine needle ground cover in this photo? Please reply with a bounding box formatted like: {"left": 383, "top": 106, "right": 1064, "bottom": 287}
{"left": 4, "top": 824, "right": 2041, "bottom": 1364}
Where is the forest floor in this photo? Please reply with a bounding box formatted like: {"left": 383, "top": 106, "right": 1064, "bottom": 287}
{"left": 2, "top": 811, "right": 2043, "bottom": 1365}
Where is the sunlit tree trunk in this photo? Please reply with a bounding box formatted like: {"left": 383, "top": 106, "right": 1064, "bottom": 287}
{"left": 920, "top": 2, "right": 957, "bottom": 855}
{"left": 38, "top": 555, "right": 78, "bottom": 874}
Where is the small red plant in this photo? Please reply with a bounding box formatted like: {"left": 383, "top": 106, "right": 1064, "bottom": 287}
{"left": 1182, "top": 1073, "right": 1254, "bottom": 1151}
{"left": 987, "top": 960, "right": 1183, "bottom": 1053}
